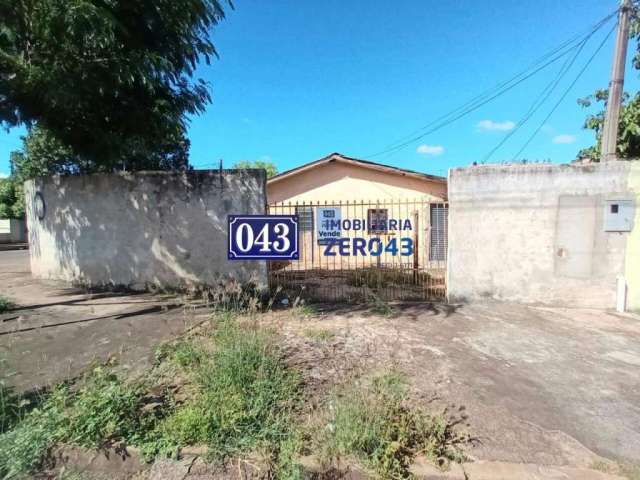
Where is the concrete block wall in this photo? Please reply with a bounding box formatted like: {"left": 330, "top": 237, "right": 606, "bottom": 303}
{"left": 24, "top": 170, "right": 267, "bottom": 290}
{"left": 447, "top": 162, "right": 639, "bottom": 310}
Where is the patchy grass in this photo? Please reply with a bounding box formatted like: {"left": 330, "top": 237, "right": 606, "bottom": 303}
{"left": 0, "top": 308, "right": 468, "bottom": 480}
{"left": 291, "top": 302, "right": 318, "bottom": 318}
{"left": 0, "top": 296, "right": 12, "bottom": 313}
{"left": 158, "top": 316, "right": 302, "bottom": 463}
{"left": 368, "top": 294, "right": 395, "bottom": 317}
{"left": 154, "top": 337, "right": 205, "bottom": 368}
{"left": 0, "top": 367, "right": 174, "bottom": 478}
{"left": 0, "top": 315, "right": 303, "bottom": 478}
{"left": 0, "top": 374, "right": 21, "bottom": 434}
{"left": 303, "top": 328, "right": 335, "bottom": 343}
{"left": 0, "top": 386, "right": 69, "bottom": 477}
{"left": 315, "top": 371, "right": 467, "bottom": 479}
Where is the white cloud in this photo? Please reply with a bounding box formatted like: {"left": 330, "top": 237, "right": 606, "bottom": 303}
{"left": 552, "top": 134, "right": 576, "bottom": 144}
{"left": 416, "top": 144, "right": 444, "bottom": 156}
{"left": 477, "top": 119, "right": 516, "bottom": 132}
{"left": 0, "top": 172, "right": 8, "bottom": 179}
{"left": 540, "top": 124, "right": 555, "bottom": 135}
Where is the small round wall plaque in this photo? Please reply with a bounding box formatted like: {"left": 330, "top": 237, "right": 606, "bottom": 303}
{"left": 34, "top": 192, "right": 46, "bottom": 220}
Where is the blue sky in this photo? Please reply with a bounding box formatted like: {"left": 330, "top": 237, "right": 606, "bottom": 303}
{"left": 1, "top": 0, "right": 638, "bottom": 178}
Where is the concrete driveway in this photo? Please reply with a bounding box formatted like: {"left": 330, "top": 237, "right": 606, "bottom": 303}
{"left": 281, "top": 300, "right": 640, "bottom": 468}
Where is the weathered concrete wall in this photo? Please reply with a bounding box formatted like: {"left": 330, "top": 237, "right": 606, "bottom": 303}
{"left": 448, "top": 162, "right": 639, "bottom": 309}
{"left": 24, "top": 170, "right": 267, "bottom": 289}
{"left": 0, "top": 219, "right": 26, "bottom": 243}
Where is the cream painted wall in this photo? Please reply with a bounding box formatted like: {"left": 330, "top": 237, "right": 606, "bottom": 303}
{"left": 267, "top": 162, "right": 446, "bottom": 204}
{"left": 626, "top": 162, "right": 640, "bottom": 311}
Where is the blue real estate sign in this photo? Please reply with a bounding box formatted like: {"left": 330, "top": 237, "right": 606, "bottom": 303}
{"left": 316, "top": 207, "right": 342, "bottom": 245}
{"left": 228, "top": 215, "right": 299, "bottom": 260}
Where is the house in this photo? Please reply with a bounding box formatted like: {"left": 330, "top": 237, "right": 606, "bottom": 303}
{"left": 267, "top": 152, "right": 447, "bottom": 204}
{"left": 266, "top": 153, "right": 448, "bottom": 275}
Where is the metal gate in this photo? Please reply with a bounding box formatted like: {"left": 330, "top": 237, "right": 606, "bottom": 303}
{"left": 267, "top": 199, "right": 448, "bottom": 303}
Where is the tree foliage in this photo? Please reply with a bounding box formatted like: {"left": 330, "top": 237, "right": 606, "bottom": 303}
{"left": 578, "top": 12, "right": 640, "bottom": 161}
{"left": 0, "top": 0, "right": 230, "bottom": 170}
{"left": 0, "top": 178, "right": 23, "bottom": 219}
{"left": 578, "top": 89, "right": 640, "bottom": 161}
{"left": 233, "top": 160, "right": 279, "bottom": 178}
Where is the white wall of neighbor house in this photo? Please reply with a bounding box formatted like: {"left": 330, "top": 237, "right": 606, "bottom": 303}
{"left": 24, "top": 170, "right": 267, "bottom": 290}
{"left": 0, "top": 218, "right": 26, "bottom": 243}
{"left": 447, "top": 162, "right": 639, "bottom": 309}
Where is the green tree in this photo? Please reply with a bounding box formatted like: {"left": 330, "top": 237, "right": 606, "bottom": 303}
{"left": 233, "top": 160, "right": 279, "bottom": 178}
{"left": 578, "top": 12, "right": 640, "bottom": 161}
{"left": 0, "top": 0, "right": 230, "bottom": 170}
{"left": 10, "top": 128, "right": 80, "bottom": 180}
{"left": 0, "top": 177, "right": 23, "bottom": 219}
{"left": 578, "top": 89, "right": 640, "bottom": 161}
{"left": 10, "top": 124, "right": 192, "bottom": 180}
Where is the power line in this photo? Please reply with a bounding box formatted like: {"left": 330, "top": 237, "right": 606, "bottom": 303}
{"left": 480, "top": 28, "right": 596, "bottom": 163}
{"left": 369, "top": 44, "right": 578, "bottom": 160}
{"left": 512, "top": 22, "right": 617, "bottom": 160}
{"left": 364, "top": 9, "right": 618, "bottom": 159}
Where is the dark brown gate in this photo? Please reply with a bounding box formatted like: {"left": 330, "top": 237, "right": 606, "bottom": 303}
{"left": 267, "top": 199, "right": 448, "bottom": 303}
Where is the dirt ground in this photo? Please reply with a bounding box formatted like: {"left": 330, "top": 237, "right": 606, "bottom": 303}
{"left": 2, "top": 249, "right": 640, "bottom": 476}
{"left": 0, "top": 250, "right": 207, "bottom": 392}
{"left": 278, "top": 302, "right": 640, "bottom": 469}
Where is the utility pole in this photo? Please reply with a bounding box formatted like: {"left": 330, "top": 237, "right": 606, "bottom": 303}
{"left": 601, "top": 0, "right": 633, "bottom": 162}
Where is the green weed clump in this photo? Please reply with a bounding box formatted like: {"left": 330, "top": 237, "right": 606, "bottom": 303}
{"left": 0, "top": 387, "right": 69, "bottom": 478}
{"left": 0, "top": 314, "right": 304, "bottom": 479}
{"left": 0, "top": 296, "right": 12, "bottom": 314}
{"left": 368, "top": 294, "right": 395, "bottom": 317}
{"left": 159, "top": 316, "right": 302, "bottom": 464}
{"left": 316, "top": 371, "right": 466, "bottom": 479}
{"left": 303, "top": 328, "right": 335, "bottom": 343}
{"left": 65, "top": 368, "right": 149, "bottom": 447}
{"left": 0, "top": 369, "right": 170, "bottom": 478}
{"left": 0, "top": 379, "right": 21, "bottom": 434}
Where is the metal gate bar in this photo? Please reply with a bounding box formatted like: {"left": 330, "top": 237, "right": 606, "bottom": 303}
{"left": 267, "top": 199, "right": 447, "bottom": 303}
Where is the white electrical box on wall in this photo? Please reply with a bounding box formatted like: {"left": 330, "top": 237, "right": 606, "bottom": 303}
{"left": 604, "top": 200, "right": 634, "bottom": 232}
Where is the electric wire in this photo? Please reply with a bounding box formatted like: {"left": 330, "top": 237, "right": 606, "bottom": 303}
{"left": 364, "top": 9, "right": 619, "bottom": 159}
{"left": 479, "top": 28, "right": 596, "bottom": 163}
{"left": 511, "top": 22, "right": 617, "bottom": 160}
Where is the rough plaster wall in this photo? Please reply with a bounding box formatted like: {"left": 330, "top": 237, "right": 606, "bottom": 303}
{"left": 447, "top": 162, "right": 632, "bottom": 308}
{"left": 24, "top": 170, "right": 267, "bottom": 289}
{"left": 626, "top": 162, "right": 640, "bottom": 311}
